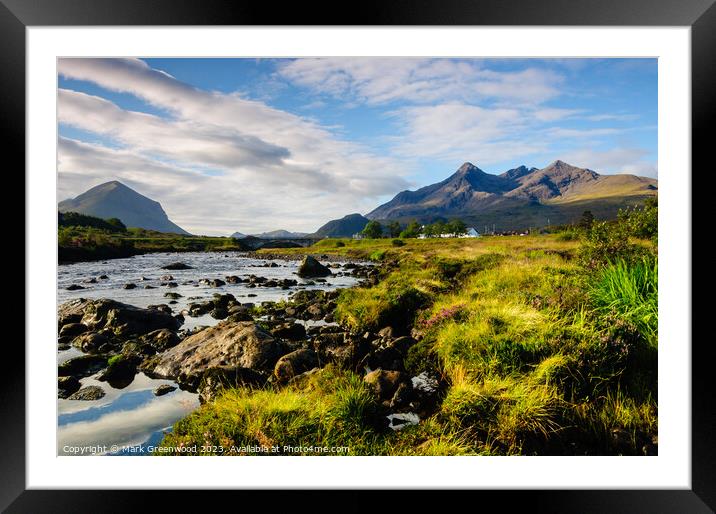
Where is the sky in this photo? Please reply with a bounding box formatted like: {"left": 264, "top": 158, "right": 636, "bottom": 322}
{"left": 57, "top": 58, "right": 657, "bottom": 236}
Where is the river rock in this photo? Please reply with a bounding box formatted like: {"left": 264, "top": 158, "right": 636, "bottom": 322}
{"left": 71, "top": 331, "right": 111, "bottom": 353}
{"left": 123, "top": 283, "right": 137, "bottom": 290}
{"left": 74, "top": 299, "right": 181, "bottom": 337}
{"left": 97, "top": 354, "right": 140, "bottom": 387}
{"left": 270, "top": 322, "right": 306, "bottom": 341}
{"left": 210, "top": 307, "right": 229, "bottom": 320}
{"left": 198, "top": 366, "right": 266, "bottom": 403}
{"left": 150, "top": 321, "right": 285, "bottom": 386}
{"left": 161, "top": 262, "right": 194, "bottom": 270}
{"left": 66, "top": 284, "right": 85, "bottom": 291}
{"left": 297, "top": 256, "right": 332, "bottom": 278}
{"left": 59, "top": 298, "right": 89, "bottom": 328}
{"left": 58, "top": 376, "right": 81, "bottom": 398}
{"left": 154, "top": 384, "right": 177, "bottom": 396}
{"left": 142, "top": 328, "right": 181, "bottom": 352}
{"left": 59, "top": 322, "right": 88, "bottom": 338}
{"left": 364, "top": 370, "right": 405, "bottom": 402}
{"left": 274, "top": 349, "right": 319, "bottom": 383}
{"left": 58, "top": 354, "right": 108, "bottom": 378}
{"left": 67, "top": 385, "right": 106, "bottom": 401}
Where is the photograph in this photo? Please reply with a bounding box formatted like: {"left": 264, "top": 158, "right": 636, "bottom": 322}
{"left": 55, "top": 56, "right": 659, "bottom": 457}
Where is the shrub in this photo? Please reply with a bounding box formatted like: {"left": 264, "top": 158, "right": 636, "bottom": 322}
{"left": 391, "top": 239, "right": 405, "bottom": 247}
{"left": 578, "top": 221, "right": 649, "bottom": 269}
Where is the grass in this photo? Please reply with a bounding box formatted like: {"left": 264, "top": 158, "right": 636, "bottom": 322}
{"left": 588, "top": 258, "right": 658, "bottom": 349}
{"left": 158, "top": 232, "right": 658, "bottom": 456}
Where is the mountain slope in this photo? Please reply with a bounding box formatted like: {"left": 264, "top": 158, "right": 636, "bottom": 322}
{"left": 251, "top": 230, "right": 309, "bottom": 239}
{"left": 366, "top": 161, "right": 657, "bottom": 229}
{"left": 313, "top": 213, "right": 370, "bottom": 238}
{"left": 58, "top": 181, "right": 189, "bottom": 235}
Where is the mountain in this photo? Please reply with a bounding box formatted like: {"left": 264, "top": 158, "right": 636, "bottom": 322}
{"left": 313, "top": 213, "right": 370, "bottom": 238}
{"left": 251, "top": 229, "right": 309, "bottom": 239}
{"left": 58, "top": 181, "right": 190, "bottom": 235}
{"left": 366, "top": 161, "right": 657, "bottom": 229}
{"left": 230, "top": 232, "right": 248, "bottom": 239}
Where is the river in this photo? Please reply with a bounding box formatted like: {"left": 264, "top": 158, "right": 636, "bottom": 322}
{"left": 57, "top": 251, "right": 364, "bottom": 455}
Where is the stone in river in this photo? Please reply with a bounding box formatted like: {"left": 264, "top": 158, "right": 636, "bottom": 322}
{"left": 123, "top": 283, "right": 137, "bottom": 290}
{"left": 161, "top": 262, "right": 194, "bottom": 270}
{"left": 297, "top": 256, "right": 332, "bottom": 278}
{"left": 154, "top": 384, "right": 177, "bottom": 396}
{"left": 67, "top": 385, "right": 106, "bottom": 401}
{"left": 58, "top": 376, "right": 81, "bottom": 399}
{"left": 66, "top": 284, "right": 85, "bottom": 291}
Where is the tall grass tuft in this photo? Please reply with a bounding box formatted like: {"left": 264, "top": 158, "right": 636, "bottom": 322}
{"left": 588, "top": 258, "right": 658, "bottom": 348}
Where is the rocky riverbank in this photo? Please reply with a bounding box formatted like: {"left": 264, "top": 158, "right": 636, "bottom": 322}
{"left": 57, "top": 254, "right": 444, "bottom": 437}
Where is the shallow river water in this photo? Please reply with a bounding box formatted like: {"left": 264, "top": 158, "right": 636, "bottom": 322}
{"left": 57, "top": 251, "right": 363, "bottom": 455}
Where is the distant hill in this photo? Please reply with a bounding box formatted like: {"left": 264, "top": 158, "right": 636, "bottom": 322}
{"left": 231, "top": 229, "right": 309, "bottom": 239}
{"left": 313, "top": 213, "right": 370, "bottom": 238}
{"left": 366, "top": 161, "right": 657, "bottom": 229}
{"left": 253, "top": 229, "right": 309, "bottom": 239}
{"left": 58, "top": 181, "right": 189, "bottom": 235}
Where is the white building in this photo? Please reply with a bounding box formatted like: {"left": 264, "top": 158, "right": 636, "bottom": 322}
{"left": 459, "top": 227, "right": 481, "bottom": 238}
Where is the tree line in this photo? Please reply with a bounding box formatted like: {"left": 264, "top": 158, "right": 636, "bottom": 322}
{"left": 360, "top": 219, "right": 468, "bottom": 239}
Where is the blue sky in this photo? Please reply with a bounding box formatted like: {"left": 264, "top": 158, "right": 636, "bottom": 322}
{"left": 58, "top": 58, "right": 657, "bottom": 235}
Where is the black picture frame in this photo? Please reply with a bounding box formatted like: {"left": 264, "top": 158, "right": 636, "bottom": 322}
{"left": 3, "top": 0, "right": 712, "bottom": 511}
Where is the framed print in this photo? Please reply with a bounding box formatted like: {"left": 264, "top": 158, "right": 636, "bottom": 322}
{"left": 4, "top": 0, "right": 713, "bottom": 511}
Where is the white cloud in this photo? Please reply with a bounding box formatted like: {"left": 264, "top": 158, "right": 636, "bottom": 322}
{"left": 58, "top": 58, "right": 410, "bottom": 235}
{"left": 57, "top": 58, "right": 656, "bottom": 235}
{"left": 278, "top": 58, "right": 564, "bottom": 105}
{"left": 560, "top": 147, "right": 657, "bottom": 178}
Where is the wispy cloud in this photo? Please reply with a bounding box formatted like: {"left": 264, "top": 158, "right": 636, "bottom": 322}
{"left": 278, "top": 58, "right": 564, "bottom": 105}
{"left": 58, "top": 58, "right": 410, "bottom": 234}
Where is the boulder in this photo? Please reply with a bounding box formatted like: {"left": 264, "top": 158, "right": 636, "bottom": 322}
{"left": 67, "top": 385, "right": 106, "bottom": 401}
{"left": 270, "top": 322, "right": 306, "bottom": 341}
{"left": 150, "top": 321, "right": 285, "bottom": 386}
{"left": 71, "top": 331, "right": 111, "bottom": 353}
{"left": 364, "top": 369, "right": 405, "bottom": 402}
{"left": 154, "top": 384, "right": 177, "bottom": 396}
{"left": 76, "top": 299, "right": 181, "bottom": 337}
{"left": 140, "top": 328, "right": 181, "bottom": 352}
{"left": 274, "top": 349, "right": 319, "bottom": 383}
{"left": 58, "top": 354, "right": 108, "bottom": 378}
{"left": 161, "top": 262, "right": 194, "bottom": 270}
{"left": 58, "top": 298, "right": 90, "bottom": 329}
{"left": 65, "top": 284, "right": 85, "bottom": 291}
{"left": 58, "top": 376, "right": 81, "bottom": 399}
{"left": 148, "top": 304, "right": 173, "bottom": 315}
{"left": 198, "top": 366, "right": 267, "bottom": 403}
{"left": 297, "top": 256, "right": 332, "bottom": 278}
{"left": 97, "top": 355, "right": 140, "bottom": 388}
{"left": 123, "top": 283, "right": 137, "bottom": 290}
{"left": 59, "top": 322, "right": 88, "bottom": 338}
